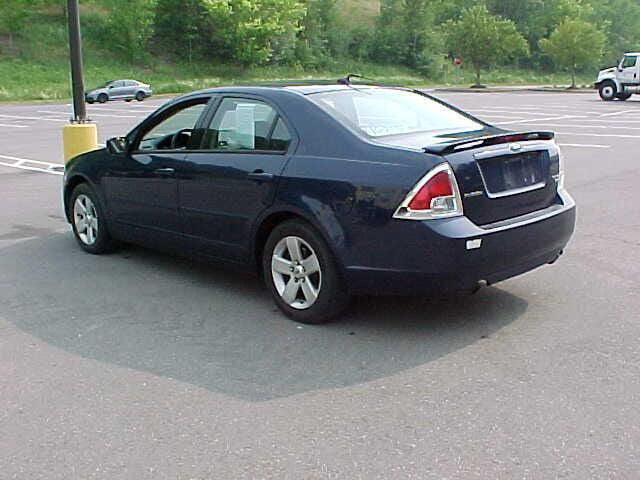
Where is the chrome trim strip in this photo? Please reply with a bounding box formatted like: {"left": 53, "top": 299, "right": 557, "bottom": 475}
{"left": 473, "top": 141, "right": 550, "bottom": 160}
{"left": 483, "top": 181, "right": 547, "bottom": 199}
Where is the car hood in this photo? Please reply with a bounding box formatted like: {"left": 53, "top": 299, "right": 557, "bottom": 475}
{"left": 597, "top": 67, "right": 617, "bottom": 80}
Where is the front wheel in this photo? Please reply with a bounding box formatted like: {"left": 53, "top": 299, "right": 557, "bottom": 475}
{"left": 97, "top": 93, "right": 108, "bottom": 104}
{"left": 262, "top": 220, "right": 350, "bottom": 324}
{"left": 135, "top": 91, "right": 145, "bottom": 101}
{"left": 69, "top": 183, "right": 115, "bottom": 254}
{"left": 598, "top": 81, "right": 616, "bottom": 101}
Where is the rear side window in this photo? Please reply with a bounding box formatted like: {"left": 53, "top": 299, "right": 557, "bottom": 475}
{"left": 269, "top": 118, "right": 292, "bottom": 151}
{"left": 202, "top": 98, "right": 290, "bottom": 152}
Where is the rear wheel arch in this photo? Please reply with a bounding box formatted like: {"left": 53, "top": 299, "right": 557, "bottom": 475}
{"left": 252, "top": 210, "right": 347, "bottom": 280}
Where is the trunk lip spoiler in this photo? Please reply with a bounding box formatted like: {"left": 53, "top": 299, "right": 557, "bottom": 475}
{"left": 423, "top": 131, "right": 555, "bottom": 155}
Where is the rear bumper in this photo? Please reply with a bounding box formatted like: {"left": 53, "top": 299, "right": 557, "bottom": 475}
{"left": 344, "top": 189, "right": 576, "bottom": 295}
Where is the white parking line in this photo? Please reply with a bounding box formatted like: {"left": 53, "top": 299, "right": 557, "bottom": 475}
{"left": 0, "top": 154, "right": 64, "bottom": 175}
{"left": 475, "top": 115, "right": 527, "bottom": 120}
{"left": 512, "top": 123, "right": 640, "bottom": 130}
{"left": 599, "top": 109, "right": 637, "bottom": 117}
{"left": 0, "top": 123, "right": 28, "bottom": 128}
{"left": 556, "top": 131, "right": 640, "bottom": 138}
{"left": 496, "top": 115, "right": 587, "bottom": 125}
{"left": 471, "top": 106, "right": 603, "bottom": 116}
{"left": 38, "top": 110, "right": 141, "bottom": 119}
{"left": 558, "top": 143, "right": 610, "bottom": 149}
{"left": 469, "top": 109, "right": 569, "bottom": 117}
{"left": 85, "top": 106, "right": 157, "bottom": 114}
{"left": 0, "top": 114, "right": 68, "bottom": 123}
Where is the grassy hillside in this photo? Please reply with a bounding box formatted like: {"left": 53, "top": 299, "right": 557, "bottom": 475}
{"left": 0, "top": 2, "right": 594, "bottom": 102}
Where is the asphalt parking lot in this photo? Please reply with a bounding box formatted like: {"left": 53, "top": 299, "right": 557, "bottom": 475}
{"left": 1, "top": 91, "right": 639, "bottom": 479}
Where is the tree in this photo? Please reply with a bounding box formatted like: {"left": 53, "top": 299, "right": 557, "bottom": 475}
{"left": 371, "top": 0, "right": 443, "bottom": 73}
{"left": 371, "top": 0, "right": 405, "bottom": 64}
{"left": 444, "top": 5, "right": 529, "bottom": 86}
{"left": 403, "top": 0, "right": 443, "bottom": 72}
{"left": 589, "top": 0, "right": 640, "bottom": 66}
{"left": 539, "top": 19, "right": 605, "bottom": 88}
{"left": 0, "top": 0, "right": 32, "bottom": 49}
{"left": 104, "top": 0, "right": 157, "bottom": 63}
{"left": 230, "top": 0, "right": 305, "bottom": 66}
{"left": 299, "top": 0, "right": 338, "bottom": 56}
{"left": 155, "top": 0, "right": 209, "bottom": 63}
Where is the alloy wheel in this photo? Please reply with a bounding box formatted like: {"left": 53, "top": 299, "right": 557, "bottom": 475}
{"left": 73, "top": 194, "right": 99, "bottom": 245}
{"left": 271, "top": 236, "right": 322, "bottom": 310}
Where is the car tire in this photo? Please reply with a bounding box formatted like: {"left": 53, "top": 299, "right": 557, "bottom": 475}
{"left": 262, "top": 219, "right": 350, "bottom": 324}
{"left": 598, "top": 81, "right": 616, "bottom": 101}
{"left": 97, "top": 93, "right": 108, "bottom": 104}
{"left": 125, "top": 98, "right": 132, "bottom": 102}
{"left": 69, "top": 183, "right": 115, "bottom": 254}
{"left": 86, "top": 99, "right": 94, "bottom": 104}
{"left": 617, "top": 91, "right": 632, "bottom": 101}
{"left": 135, "top": 91, "right": 145, "bottom": 102}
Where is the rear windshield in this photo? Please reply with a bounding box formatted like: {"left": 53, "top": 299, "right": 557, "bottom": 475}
{"left": 308, "top": 88, "right": 484, "bottom": 138}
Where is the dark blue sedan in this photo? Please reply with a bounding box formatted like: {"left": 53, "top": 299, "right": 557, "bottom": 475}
{"left": 63, "top": 84, "right": 576, "bottom": 323}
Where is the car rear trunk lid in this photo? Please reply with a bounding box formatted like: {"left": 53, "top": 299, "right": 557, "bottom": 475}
{"left": 426, "top": 132, "right": 561, "bottom": 226}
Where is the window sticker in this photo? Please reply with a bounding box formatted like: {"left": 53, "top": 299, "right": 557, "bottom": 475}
{"left": 235, "top": 103, "right": 256, "bottom": 149}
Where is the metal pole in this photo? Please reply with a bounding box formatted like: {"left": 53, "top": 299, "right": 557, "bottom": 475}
{"left": 67, "top": 0, "right": 87, "bottom": 122}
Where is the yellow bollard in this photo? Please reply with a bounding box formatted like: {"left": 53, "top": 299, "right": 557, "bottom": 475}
{"left": 62, "top": 122, "right": 98, "bottom": 164}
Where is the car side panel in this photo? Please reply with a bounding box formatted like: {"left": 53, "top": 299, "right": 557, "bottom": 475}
{"left": 272, "top": 150, "right": 431, "bottom": 277}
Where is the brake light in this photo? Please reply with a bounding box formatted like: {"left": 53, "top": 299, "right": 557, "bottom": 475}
{"left": 393, "top": 163, "right": 463, "bottom": 220}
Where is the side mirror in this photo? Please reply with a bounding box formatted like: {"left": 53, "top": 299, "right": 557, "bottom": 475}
{"left": 106, "top": 136, "right": 128, "bottom": 154}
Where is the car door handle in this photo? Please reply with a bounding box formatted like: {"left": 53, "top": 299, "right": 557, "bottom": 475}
{"left": 247, "top": 170, "right": 274, "bottom": 181}
{"left": 154, "top": 167, "right": 175, "bottom": 175}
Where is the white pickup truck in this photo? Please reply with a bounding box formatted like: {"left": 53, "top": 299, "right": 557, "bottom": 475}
{"left": 595, "top": 52, "right": 639, "bottom": 101}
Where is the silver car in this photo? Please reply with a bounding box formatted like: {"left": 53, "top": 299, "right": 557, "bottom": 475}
{"left": 85, "top": 79, "right": 152, "bottom": 104}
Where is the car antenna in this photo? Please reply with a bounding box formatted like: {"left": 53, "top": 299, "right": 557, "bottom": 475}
{"left": 339, "top": 73, "right": 383, "bottom": 86}
{"left": 337, "top": 73, "right": 363, "bottom": 85}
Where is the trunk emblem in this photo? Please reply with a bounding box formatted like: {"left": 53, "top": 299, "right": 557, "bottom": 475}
{"left": 464, "top": 190, "right": 484, "bottom": 198}
{"left": 510, "top": 143, "right": 522, "bottom": 152}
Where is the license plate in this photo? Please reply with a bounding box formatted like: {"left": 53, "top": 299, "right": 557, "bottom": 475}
{"left": 479, "top": 151, "right": 547, "bottom": 197}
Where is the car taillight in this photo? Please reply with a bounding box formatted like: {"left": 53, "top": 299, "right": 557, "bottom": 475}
{"left": 393, "top": 163, "right": 463, "bottom": 220}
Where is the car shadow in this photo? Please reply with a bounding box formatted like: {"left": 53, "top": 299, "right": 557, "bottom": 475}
{"left": 0, "top": 234, "right": 529, "bottom": 402}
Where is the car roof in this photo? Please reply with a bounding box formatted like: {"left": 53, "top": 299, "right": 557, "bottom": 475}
{"left": 188, "top": 84, "right": 398, "bottom": 98}
{"left": 625, "top": 52, "right": 640, "bottom": 56}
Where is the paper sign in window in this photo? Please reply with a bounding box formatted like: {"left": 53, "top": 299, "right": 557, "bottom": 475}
{"left": 235, "top": 104, "right": 256, "bottom": 149}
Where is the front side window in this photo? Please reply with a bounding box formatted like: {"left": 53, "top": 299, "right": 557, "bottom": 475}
{"left": 308, "top": 88, "right": 484, "bottom": 138}
{"left": 202, "top": 98, "right": 290, "bottom": 151}
{"left": 137, "top": 101, "right": 207, "bottom": 151}
{"left": 622, "top": 55, "right": 637, "bottom": 69}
